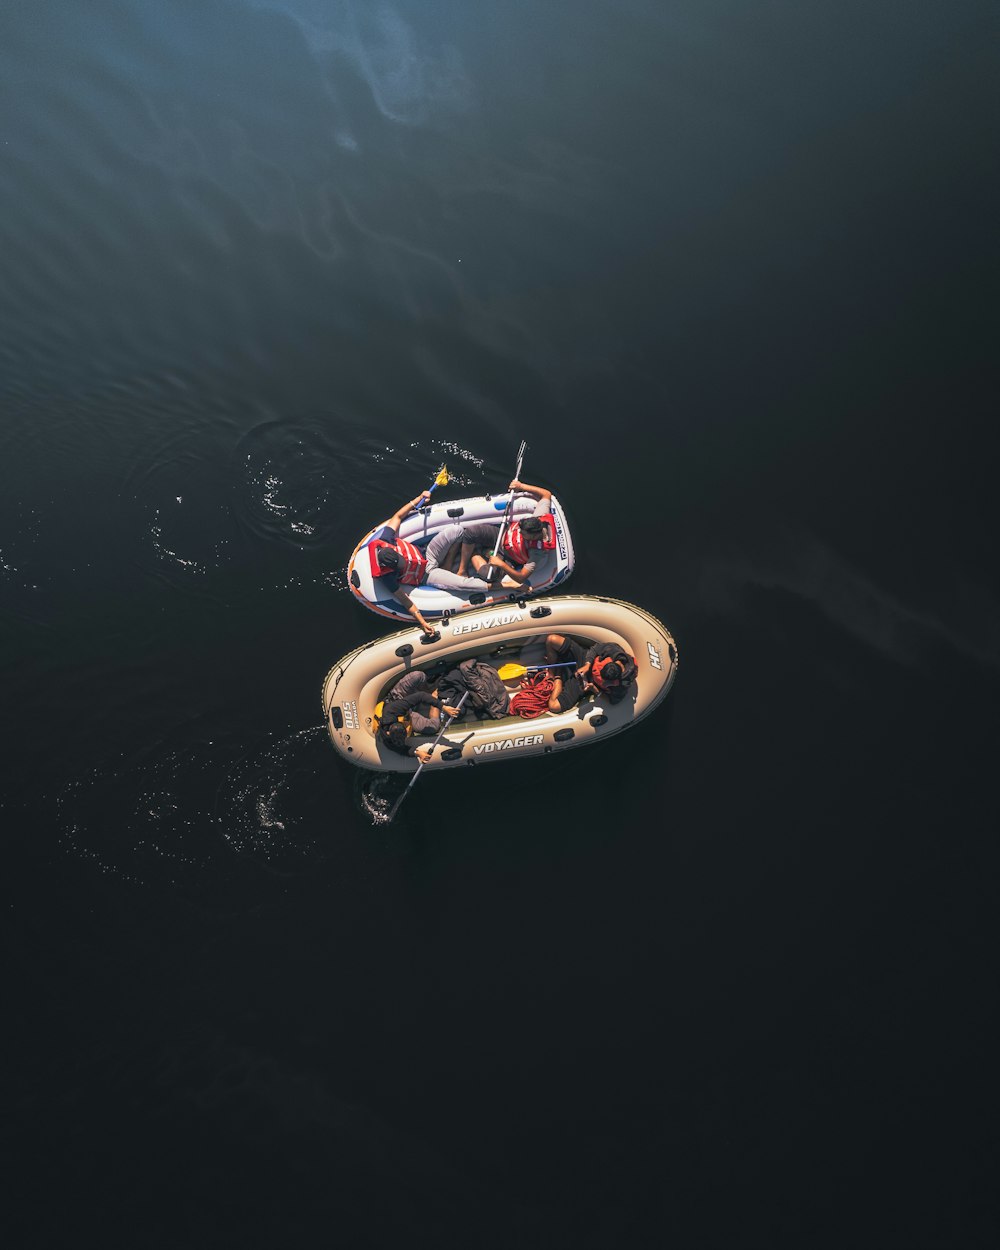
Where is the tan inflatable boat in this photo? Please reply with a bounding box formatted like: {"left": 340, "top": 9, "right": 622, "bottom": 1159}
{"left": 321, "top": 595, "right": 678, "bottom": 773}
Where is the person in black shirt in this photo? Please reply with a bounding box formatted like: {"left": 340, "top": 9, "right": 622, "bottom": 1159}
{"left": 542, "top": 636, "right": 637, "bottom": 711}
{"left": 379, "top": 671, "right": 461, "bottom": 762}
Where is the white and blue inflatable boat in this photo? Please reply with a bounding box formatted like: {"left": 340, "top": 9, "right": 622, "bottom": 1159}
{"left": 347, "top": 491, "right": 575, "bottom": 623}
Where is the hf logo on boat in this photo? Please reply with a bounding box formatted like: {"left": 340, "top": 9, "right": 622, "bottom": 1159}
{"left": 451, "top": 610, "right": 524, "bottom": 635}
{"left": 473, "top": 734, "right": 544, "bottom": 754}
{"left": 646, "top": 641, "right": 662, "bottom": 671}
{"left": 341, "top": 700, "right": 359, "bottom": 729}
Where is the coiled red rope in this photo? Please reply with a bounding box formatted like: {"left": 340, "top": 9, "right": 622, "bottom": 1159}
{"left": 510, "top": 670, "right": 555, "bottom": 718}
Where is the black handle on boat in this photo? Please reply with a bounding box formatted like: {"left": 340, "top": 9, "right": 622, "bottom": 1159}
{"left": 386, "top": 690, "right": 470, "bottom": 823}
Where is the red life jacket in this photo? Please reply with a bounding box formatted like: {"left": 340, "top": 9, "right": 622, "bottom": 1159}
{"left": 368, "top": 538, "right": 427, "bottom": 586}
{"left": 502, "top": 513, "right": 557, "bottom": 565}
{"left": 591, "top": 652, "right": 633, "bottom": 690}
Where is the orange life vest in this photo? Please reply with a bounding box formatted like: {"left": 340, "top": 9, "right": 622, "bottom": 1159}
{"left": 591, "top": 652, "right": 633, "bottom": 690}
{"left": 502, "top": 513, "right": 557, "bottom": 565}
{"left": 368, "top": 538, "right": 427, "bottom": 586}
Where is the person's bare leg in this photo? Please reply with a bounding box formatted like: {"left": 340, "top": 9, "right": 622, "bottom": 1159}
{"left": 456, "top": 541, "right": 477, "bottom": 577}
{"left": 544, "top": 634, "right": 566, "bottom": 665}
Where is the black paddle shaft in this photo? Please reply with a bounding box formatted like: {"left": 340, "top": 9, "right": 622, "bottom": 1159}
{"left": 386, "top": 690, "right": 471, "bottom": 823}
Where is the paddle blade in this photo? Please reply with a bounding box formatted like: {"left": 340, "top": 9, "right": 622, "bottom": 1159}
{"left": 497, "top": 660, "right": 575, "bottom": 681}
{"left": 433, "top": 465, "right": 449, "bottom": 487}
{"left": 497, "top": 662, "right": 528, "bottom": 681}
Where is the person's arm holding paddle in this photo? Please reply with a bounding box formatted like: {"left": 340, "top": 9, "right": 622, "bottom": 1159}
{"left": 508, "top": 478, "right": 551, "bottom": 509}
{"left": 413, "top": 701, "right": 461, "bottom": 763}
{"left": 371, "top": 489, "right": 436, "bottom": 637}
{"left": 376, "top": 490, "right": 431, "bottom": 533}
{"left": 476, "top": 551, "right": 534, "bottom": 585}
{"left": 387, "top": 690, "right": 471, "bottom": 819}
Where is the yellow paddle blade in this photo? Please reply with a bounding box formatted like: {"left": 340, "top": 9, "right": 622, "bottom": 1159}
{"left": 497, "top": 662, "right": 528, "bottom": 681}
{"left": 433, "top": 465, "right": 449, "bottom": 487}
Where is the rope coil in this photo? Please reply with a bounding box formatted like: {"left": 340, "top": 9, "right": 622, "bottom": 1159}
{"left": 510, "top": 670, "right": 555, "bottom": 719}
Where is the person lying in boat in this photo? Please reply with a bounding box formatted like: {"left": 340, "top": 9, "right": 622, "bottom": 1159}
{"left": 454, "top": 479, "right": 556, "bottom": 586}
{"left": 378, "top": 671, "right": 462, "bottom": 764}
{"left": 369, "top": 491, "right": 506, "bottom": 632}
{"left": 543, "top": 635, "right": 638, "bottom": 710}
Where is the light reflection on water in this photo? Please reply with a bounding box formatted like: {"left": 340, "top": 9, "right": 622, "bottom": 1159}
{"left": 55, "top": 725, "right": 343, "bottom": 896}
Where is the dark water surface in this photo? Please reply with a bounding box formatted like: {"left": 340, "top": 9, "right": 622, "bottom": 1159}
{"left": 3, "top": 1, "right": 997, "bottom": 1245}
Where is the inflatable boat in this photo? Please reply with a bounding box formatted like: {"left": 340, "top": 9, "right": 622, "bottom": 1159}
{"left": 347, "top": 491, "right": 575, "bottom": 623}
{"left": 321, "top": 595, "right": 678, "bottom": 773}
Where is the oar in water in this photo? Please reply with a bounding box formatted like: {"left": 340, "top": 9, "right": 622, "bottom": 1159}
{"left": 496, "top": 660, "right": 576, "bottom": 682}
{"left": 405, "top": 464, "right": 449, "bottom": 516}
{"left": 386, "top": 689, "right": 470, "bottom": 823}
{"left": 428, "top": 464, "right": 449, "bottom": 495}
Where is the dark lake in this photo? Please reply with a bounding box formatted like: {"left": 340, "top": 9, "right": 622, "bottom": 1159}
{"left": 3, "top": 1, "right": 996, "bottom": 1245}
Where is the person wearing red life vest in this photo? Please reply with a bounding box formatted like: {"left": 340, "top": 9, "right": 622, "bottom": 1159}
{"left": 368, "top": 490, "right": 503, "bottom": 635}
{"left": 454, "top": 479, "right": 556, "bottom": 585}
{"left": 541, "top": 634, "right": 638, "bottom": 710}
{"left": 575, "top": 644, "right": 637, "bottom": 705}
{"left": 366, "top": 489, "right": 438, "bottom": 636}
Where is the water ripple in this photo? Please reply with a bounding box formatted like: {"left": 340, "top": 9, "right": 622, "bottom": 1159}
{"left": 55, "top": 724, "right": 349, "bottom": 900}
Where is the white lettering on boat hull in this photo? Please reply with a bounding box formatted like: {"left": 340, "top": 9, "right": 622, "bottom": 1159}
{"left": 452, "top": 610, "right": 524, "bottom": 635}
{"left": 472, "top": 734, "right": 544, "bottom": 755}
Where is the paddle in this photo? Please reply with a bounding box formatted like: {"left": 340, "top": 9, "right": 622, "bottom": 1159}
{"left": 386, "top": 689, "right": 470, "bottom": 823}
{"left": 406, "top": 464, "right": 449, "bottom": 515}
{"left": 485, "top": 441, "right": 526, "bottom": 584}
{"left": 496, "top": 660, "right": 576, "bottom": 682}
